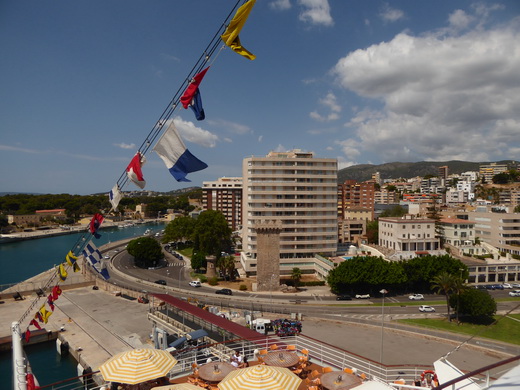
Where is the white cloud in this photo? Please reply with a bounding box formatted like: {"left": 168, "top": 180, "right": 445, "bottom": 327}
{"left": 298, "top": 0, "right": 333, "bottom": 26}
{"left": 114, "top": 142, "right": 136, "bottom": 150}
{"left": 172, "top": 117, "right": 219, "bottom": 148}
{"left": 269, "top": 0, "right": 291, "bottom": 11}
{"left": 258, "top": 135, "right": 263, "bottom": 142}
{"left": 379, "top": 3, "right": 405, "bottom": 23}
{"left": 448, "top": 9, "right": 474, "bottom": 31}
{"left": 310, "top": 92, "right": 341, "bottom": 122}
{"left": 331, "top": 15, "right": 520, "bottom": 163}
{"left": 207, "top": 119, "right": 251, "bottom": 135}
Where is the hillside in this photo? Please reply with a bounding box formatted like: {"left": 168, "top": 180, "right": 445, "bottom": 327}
{"left": 337, "top": 160, "right": 518, "bottom": 183}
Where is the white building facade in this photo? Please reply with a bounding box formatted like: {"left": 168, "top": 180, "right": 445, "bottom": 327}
{"left": 241, "top": 150, "right": 338, "bottom": 275}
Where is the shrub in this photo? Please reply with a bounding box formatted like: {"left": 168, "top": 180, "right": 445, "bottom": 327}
{"left": 199, "top": 275, "right": 208, "bottom": 283}
{"left": 208, "top": 276, "right": 219, "bottom": 286}
{"left": 239, "top": 284, "right": 247, "bottom": 291}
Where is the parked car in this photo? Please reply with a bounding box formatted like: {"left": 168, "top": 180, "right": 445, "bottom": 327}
{"left": 513, "top": 283, "right": 520, "bottom": 288}
{"left": 491, "top": 284, "right": 504, "bottom": 290}
{"left": 502, "top": 283, "right": 513, "bottom": 289}
{"left": 355, "top": 294, "right": 370, "bottom": 299}
{"left": 409, "top": 294, "right": 424, "bottom": 300}
{"left": 419, "top": 305, "right": 436, "bottom": 312}
{"left": 509, "top": 290, "right": 520, "bottom": 297}
{"left": 189, "top": 281, "right": 202, "bottom": 287}
{"left": 215, "top": 288, "right": 232, "bottom": 295}
{"left": 336, "top": 294, "right": 352, "bottom": 301}
{"left": 154, "top": 280, "right": 167, "bottom": 285}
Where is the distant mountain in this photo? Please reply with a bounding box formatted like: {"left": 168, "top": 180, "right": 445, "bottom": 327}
{"left": 337, "top": 160, "right": 519, "bottom": 183}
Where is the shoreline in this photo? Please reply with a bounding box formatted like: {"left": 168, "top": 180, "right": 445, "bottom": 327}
{"left": 0, "top": 219, "right": 161, "bottom": 243}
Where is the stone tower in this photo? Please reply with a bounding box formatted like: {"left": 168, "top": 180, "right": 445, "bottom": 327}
{"left": 255, "top": 220, "right": 283, "bottom": 291}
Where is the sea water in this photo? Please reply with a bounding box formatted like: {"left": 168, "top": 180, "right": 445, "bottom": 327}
{"left": 0, "top": 222, "right": 165, "bottom": 387}
{"left": 0, "top": 222, "right": 165, "bottom": 285}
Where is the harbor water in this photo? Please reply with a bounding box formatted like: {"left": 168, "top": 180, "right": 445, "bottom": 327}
{"left": 0, "top": 222, "right": 165, "bottom": 388}
{"left": 0, "top": 222, "right": 165, "bottom": 286}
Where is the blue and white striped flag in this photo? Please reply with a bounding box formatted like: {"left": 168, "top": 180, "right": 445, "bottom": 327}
{"left": 82, "top": 241, "right": 110, "bottom": 279}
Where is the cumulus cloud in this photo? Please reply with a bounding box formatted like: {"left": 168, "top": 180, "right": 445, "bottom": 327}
{"left": 172, "top": 117, "right": 219, "bottom": 148}
{"left": 269, "top": 0, "right": 291, "bottom": 11}
{"left": 379, "top": 3, "right": 405, "bottom": 23}
{"left": 310, "top": 92, "right": 341, "bottom": 122}
{"left": 298, "top": 0, "right": 333, "bottom": 26}
{"left": 114, "top": 142, "right": 136, "bottom": 150}
{"left": 331, "top": 13, "right": 520, "bottom": 163}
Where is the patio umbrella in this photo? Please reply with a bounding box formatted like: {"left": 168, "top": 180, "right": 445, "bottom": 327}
{"left": 218, "top": 365, "right": 301, "bottom": 390}
{"left": 99, "top": 348, "right": 178, "bottom": 385}
{"left": 151, "top": 384, "right": 206, "bottom": 390}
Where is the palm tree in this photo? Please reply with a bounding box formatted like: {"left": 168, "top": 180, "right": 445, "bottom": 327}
{"left": 431, "top": 271, "right": 456, "bottom": 321}
{"left": 291, "top": 267, "right": 302, "bottom": 289}
{"left": 453, "top": 272, "right": 468, "bottom": 324}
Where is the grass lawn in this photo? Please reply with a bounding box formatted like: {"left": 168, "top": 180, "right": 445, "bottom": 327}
{"left": 399, "top": 314, "right": 520, "bottom": 345}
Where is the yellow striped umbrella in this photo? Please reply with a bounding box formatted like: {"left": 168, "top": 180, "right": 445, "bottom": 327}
{"left": 218, "top": 365, "right": 302, "bottom": 390}
{"left": 99, "top": 348, "right": 178, "bottom": 385}
{"left": 151, "top": 384, "right": 206, "bottom": 390}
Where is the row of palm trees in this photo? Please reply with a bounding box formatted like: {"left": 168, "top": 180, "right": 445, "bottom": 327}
{"left": 431, "top": 270, "right": 467, "bottom": 323}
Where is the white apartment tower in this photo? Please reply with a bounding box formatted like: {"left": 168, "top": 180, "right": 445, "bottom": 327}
{"left": 242, "top": 150, "right": 338, "bottom": 275}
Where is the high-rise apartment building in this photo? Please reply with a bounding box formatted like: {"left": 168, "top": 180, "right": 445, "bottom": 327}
{"left": 337, "top": 180, "right": 375, "bottom": 219}
{"left": 241, "top": 150, "right": 338, "bottom": 275}
{"left": 202, "top": 177, "right": 243, "bottom": 231}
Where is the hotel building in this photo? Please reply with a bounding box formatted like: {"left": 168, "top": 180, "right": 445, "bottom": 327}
{"left": 241, "top": 150, "right": 338, "bottom": 275}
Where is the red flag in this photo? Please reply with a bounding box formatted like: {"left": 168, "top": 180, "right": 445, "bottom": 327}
{"left": 180, "top": 67, "right": 210, "bottom": 109}
{"left": 30, "top": 319, "right": 41, "bottom": 330}
{"left": 51, "top": 285, "right": 62, "bottom": 301}
{"left": 89, "top": 213, "right": 104, "bottom": 238}
{"left": 126, "top": 152, "right": 146, "bottom": 189}
{"left": 24, "top": 329, "right": 31, "bottom": 343}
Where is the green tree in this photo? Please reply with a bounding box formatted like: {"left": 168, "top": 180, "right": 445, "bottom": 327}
{"left": 452, "top": 273, "right": 469, "bottom": 324}
{"left": 218, "top": 255, "right": 236, "bottom": 281}
{"left": 127, "top": 236, "right": 164, "bottom": 268}
{"left": 192, "top": 210, "right": 232, "bottom": 256}
{"left": 380, "top": 205, "right": 407, "bottom": 218}
{"left": 191, "top": 252, "right": 207, "bottom": 273}
{"left": 291, "top": 267, "right": 302, "bottom": 288}
{"left": 162, "top": 216, "right": 195, "bottom": 243}
{"left": 514, "top": 205, "right": 520, "bottom": 213}
{"left": 431, "top": 271, "right": 456, "bottom": 321}
{"left": 366, "top": 220, "right": 379, "bottom": 244}
{"left": 449, "top": 288, "right": 496, "bottom": 322}
{"left": 492, "top": 172, "right": 511, "bottom": 184}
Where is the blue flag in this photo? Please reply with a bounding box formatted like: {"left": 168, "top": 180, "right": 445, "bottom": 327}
{"left": 189, "top": 89, "right": 205, "bottom": 121}
{"left": 153, "top": 122, "right": 208, "bottom": 182}
{"left": 82, "top": 241, "right": 110, "bottom": 279}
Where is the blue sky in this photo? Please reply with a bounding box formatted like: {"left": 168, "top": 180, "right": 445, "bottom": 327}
{"left": 1, "top": 0, "right": 519, "bottom": 195}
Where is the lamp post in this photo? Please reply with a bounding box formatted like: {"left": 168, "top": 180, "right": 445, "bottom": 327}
{"left": 178, "top": 266, "right": 183, "bottom": 289}
{"left": 380, "top": 288, "right": 388, "bottom": 365}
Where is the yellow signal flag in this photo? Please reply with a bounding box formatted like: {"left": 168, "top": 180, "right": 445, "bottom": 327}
{"left": 221, "top": 0, "right": 256, "bottom": 60}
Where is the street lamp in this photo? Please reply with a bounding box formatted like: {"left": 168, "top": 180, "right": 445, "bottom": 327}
{"left": 380, "top": 288, "right": 388, "bottom": 365}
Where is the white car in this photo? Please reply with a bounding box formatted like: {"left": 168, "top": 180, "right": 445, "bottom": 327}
{"left": 419, "top": 305, "right": 436, "bottom": 312}
{"left": 355, "top": 294, "right": 370, "bottom": 299}
{"left": 509, "top": 290, "right": 520, "bottom": 297}
{"left": 189, "top": 281, "right": 202, "bottom": 287}
{"left": 409, "top": 294, "right": 424, "bottom": 300}
{"left": 502, "top": 283, "right": 513, "bottom": 289}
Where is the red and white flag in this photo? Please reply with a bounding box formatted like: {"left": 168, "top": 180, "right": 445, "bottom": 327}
{"left": 126, "top": 152, "right": 146, "bottom": 189}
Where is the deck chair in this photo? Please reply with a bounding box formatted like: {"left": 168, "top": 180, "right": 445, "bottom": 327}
{"left": 259, "top": 349, "right": 268, "bottom": 356}
{"left": 301, "top": 348, "right": 309, "bottom": 356}
{"left": 286, "top": 345, "right": 296, "bottom": 351}
{"left": 269, "top": 344, "right": 279, "bottom": 350}
{"left": 310, "top": 369, "right": 320, "bottom": 379}
{"left": 344, "top": 368, "right": 354, "bottom": 375}
{"left": 322, "top": 367, "right": 333, "bottom": 373}
{"left": 360, "top": 373, "right": 368, "bottom": 381}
